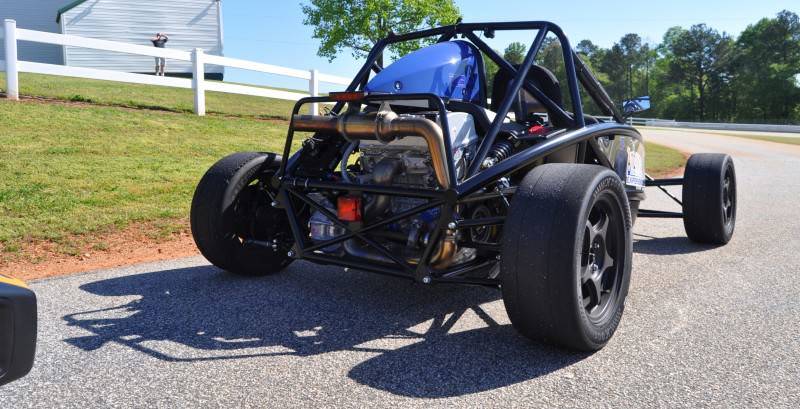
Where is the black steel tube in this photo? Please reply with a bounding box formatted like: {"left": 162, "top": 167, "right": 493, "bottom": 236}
{"left": 438, "top": 260, "right": 497, "bottom": 279}
{"left": 456, "top": 217, "right": 506, "bottom": 228}
{"left": 458, "top": 123, "right": 641, "bottom": 197}
{"left": 549, "top": 26, "right": 584, "bottom": 126}
{"left": 467, "top": 27, "right": 548, "bottom": 177}
{"left": 432, "top": 276, "right": 500, "bottom": 287}
{"left": 278, "top": 98, "right": 309, "bottom": 178}
{"left": 588, "top": 137, "right": 614, "bottom": 168}
{"left": 385, "top": 21, "right": 562, "bottom": 44}
{"left": 574, "top": 53, "right": 623, "bottom": 123}
{"left": 303, "top": 253, "right": 413, "bottom": 280}
{"left": 637, "top": 209, "right": 683, "bottom": 218}
{"left": 414, "top": 199, "right": 454, "bottom": 280}
{"left": 278, "top": 188, "right": 307, "bottom": 253}
{"left": 646, "top": 178, "right": 683, "bottom": 186}
{"left": 462, "top": 31, "right": 573, "bottom": 129}
{"left": 645, "top": 174, "right": 684, "bottom": 206}
{"left": 468, "top": 242, "right": 502, "bottom": 252}
{"left": 457, "top": 187, "right": 517, "bottom": 204}
{"left": 285, "top": 178, "right": 443, "bottom": 199}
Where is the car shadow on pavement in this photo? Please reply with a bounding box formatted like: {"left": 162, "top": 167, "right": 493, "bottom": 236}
{"left": 63, "top": 262, "right": 587, "bottom": 398}
{"left": 633, "top": 234, "right": 717, "bottom": 255}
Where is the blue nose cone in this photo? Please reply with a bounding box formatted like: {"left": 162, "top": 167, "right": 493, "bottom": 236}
{"left": 365, "top": 41, "right": 484, "bottom": 104}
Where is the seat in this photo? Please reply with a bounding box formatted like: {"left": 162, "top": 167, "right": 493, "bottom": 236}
{"left": 490, "top": 64, "right": 568, "bottom": 128}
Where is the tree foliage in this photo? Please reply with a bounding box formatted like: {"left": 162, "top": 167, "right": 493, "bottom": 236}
{"left": 503, "top": 42, "right": 527, "bottom": 65}
{"left": 300, "top": 0, "right": 461, "bottom": 66}
{"left": 575, "top": 10, "right": 800, "bottom": 123}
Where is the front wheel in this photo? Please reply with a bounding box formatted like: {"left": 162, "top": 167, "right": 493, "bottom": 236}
{"left": 682, "top": 153, "right": 736, "bottom": 244}
{"left": 190, "top": 152, "right": 294, "bottom": 276}
{"left": 501, "top": 164, "right": 633, "bottom": 351}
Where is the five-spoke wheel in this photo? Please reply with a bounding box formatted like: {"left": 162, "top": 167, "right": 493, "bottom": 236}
{"left": 502, "top": 164, "right": 633, "bottom": 351}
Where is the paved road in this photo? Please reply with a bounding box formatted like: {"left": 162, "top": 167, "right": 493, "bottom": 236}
{"left": 2, "top": 129, "right": 799, "bottom": 408}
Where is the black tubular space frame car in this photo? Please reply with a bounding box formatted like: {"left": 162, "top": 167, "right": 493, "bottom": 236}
{"left": 190, "top": 21, "right": 737, "bottom": 351}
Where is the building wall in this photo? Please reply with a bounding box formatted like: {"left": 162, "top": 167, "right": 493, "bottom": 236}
{"left": 62, "top": 0, "right": 223, "bottom": 74}
{"left": 0, "top": 0, "right": 67, "bottom": 65}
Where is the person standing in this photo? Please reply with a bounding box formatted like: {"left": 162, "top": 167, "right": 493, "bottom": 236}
{"left": 151, "top": 33, "right": 169, "bottom": 76}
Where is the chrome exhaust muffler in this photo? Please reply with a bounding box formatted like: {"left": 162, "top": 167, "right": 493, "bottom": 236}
{"left": 293, "top": 108, "right": 451, "bottom": 189}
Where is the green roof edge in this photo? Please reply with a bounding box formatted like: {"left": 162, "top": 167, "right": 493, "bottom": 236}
{"left": 56, "top": 0, "right": 89, "bottom": 23}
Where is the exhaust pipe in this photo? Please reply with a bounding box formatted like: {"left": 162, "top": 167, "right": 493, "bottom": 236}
{"left": 294, "top": 107, "right": 457, "bottom": 269}
{"left": 293, "top": 109, "right": 451, "bottom": 189}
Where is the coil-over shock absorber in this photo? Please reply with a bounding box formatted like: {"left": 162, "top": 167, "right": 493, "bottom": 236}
{"left": 481, "top": 140, "right": 514, "bottom": 169}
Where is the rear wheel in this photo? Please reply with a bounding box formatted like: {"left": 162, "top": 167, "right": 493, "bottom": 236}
{"left": 682, "top": 153, "right": 736, "bottom": 244}
{"left": 190, "top": 152, "right": 294, "bottom": 276}
{"left": 501, "top": 164, "right": 633, "bottom": 351}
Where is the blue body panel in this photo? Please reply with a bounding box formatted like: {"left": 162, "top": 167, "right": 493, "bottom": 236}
{"left": 365, "top": 41, "right": 484, "bottom": 104}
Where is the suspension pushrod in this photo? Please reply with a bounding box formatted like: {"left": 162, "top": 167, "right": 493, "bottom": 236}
{"left": 645, "top": 174, "right": 683, "bottom": 206}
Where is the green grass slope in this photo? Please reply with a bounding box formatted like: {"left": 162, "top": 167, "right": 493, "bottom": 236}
{"left": 0, "top": 100, "right": 292, "bottom": 255}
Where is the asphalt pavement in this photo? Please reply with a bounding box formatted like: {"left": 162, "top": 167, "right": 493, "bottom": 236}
{"left": 1, "top": 128, "right": 799, "bottom": 408}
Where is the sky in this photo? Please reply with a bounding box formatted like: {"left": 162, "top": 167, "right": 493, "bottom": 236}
{"left": 222, "top": 0, "right": 798, "bottom": 91}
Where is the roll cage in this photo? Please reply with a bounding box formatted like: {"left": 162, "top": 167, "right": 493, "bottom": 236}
{"left": 273, "top": 21, "right": 643, "bottom": 286}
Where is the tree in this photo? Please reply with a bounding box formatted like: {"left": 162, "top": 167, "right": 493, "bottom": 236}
{"left": 503, "top": 42, "right": 527, "bottom": 65}
{"left": 576, "top": 39, "right": 599, "bottom": 58}
{"left": 663, "top": 24, "right": 733, "bottom": 120}
{"left": 598, "top": 43, "right": 627, "bottom": 103}
{"left": 300, "top": 0, "right": 461, "bottom": 67}
{"left": 639, "top": 44, "right": 657, "bottom": 96}
{"left": 483, "top": 51, "right": 500, "bottom": 95}
{"left": 734, "top": 10, "right": 800, "bottom": 122}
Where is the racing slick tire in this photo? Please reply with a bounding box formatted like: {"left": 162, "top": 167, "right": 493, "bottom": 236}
{"left": 191, "top": 152, "right": 294, "bottom": 276}
{"left": 682, "top": 153, "right": 736, "bottom": 245}
{"left": 501, "top": 164, "right": 633, "bottom": 351}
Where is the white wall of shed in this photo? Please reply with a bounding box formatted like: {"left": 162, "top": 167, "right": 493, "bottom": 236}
{"left": 62, "top": 0, "right": 223, "bottom": 74}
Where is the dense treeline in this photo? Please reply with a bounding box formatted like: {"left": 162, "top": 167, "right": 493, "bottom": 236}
{"left": 498, "top": 10, "right": 800, "bottom": 124}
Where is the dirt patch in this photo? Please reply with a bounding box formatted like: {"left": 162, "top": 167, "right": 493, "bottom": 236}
{"left": 1, "top": 219, "right": 200, "bottom": 282}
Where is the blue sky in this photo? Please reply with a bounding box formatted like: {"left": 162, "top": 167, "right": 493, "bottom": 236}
{"left": 222, "top": 0, "right": 798, "bottom": 91}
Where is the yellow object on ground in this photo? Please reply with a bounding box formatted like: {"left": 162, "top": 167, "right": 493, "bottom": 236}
{"left": 0, "top": 274, "right": 29, "bottom": 289}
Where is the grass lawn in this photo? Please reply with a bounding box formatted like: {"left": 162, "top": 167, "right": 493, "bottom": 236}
{"left": 0, "top": 73, "right": 686, "bottom": 261}
{"left": 644, "top": 141, "right": 686, "bottom": 176}
{"left": 0, "top": 72, "right": 299, "bottom": 120}
{"left": 0, "top": 100, "right": 295, "bottom": 257}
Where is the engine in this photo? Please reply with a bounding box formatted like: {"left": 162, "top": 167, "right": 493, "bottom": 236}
{"left": 308, "top": 111, "right": 480, "bottom": 266}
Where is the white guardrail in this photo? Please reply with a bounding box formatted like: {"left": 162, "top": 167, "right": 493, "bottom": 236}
{"left": 1, "top": 19, "right": 350, "bottom": 115}
{"left": 594, "top": 116, "right": 679, "bottom": 127}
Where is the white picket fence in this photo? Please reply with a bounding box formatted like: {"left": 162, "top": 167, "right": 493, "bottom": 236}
{"left": 0, "top": 19, "right": 350, "bottom": 115}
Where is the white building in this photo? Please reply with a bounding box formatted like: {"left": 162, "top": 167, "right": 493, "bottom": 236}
{"left": 1, "top": 0, "right": 224, "bottom": 78}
